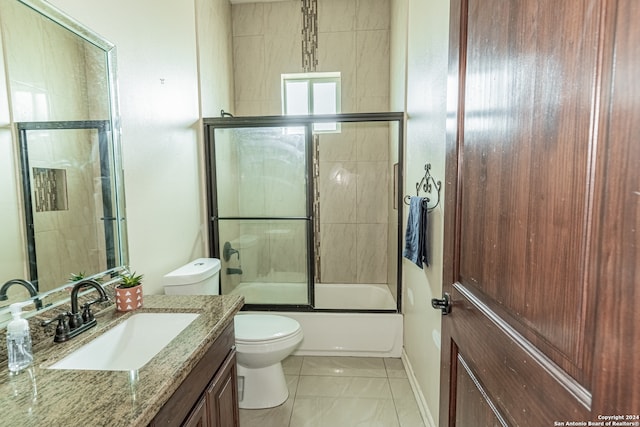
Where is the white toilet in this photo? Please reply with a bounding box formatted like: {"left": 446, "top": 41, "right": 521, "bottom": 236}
{"left": 234, "top": 313, "right": 303, "bottom": 409}
{"left": 163, "top": 258, "right": 303, "bottom": 409}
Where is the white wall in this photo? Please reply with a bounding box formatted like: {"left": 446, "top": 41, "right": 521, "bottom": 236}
{"left": 196, "top": 0, "right": 235, "bottom": 118}
{"left": 48, "top": 0, "right": 234, "bottom": 295}
{"left": 391, "top": 0, "right": 450, "bottom": 425}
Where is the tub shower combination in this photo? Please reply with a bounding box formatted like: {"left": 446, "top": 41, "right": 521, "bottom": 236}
{"left": 204, "top": 113, "right": 405, "bottom": 357}
{"left": 235, "top": 282, "right": 403, "bottom": 358}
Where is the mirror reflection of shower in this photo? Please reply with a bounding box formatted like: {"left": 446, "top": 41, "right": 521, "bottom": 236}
{"left": 17, "top": 121, "right": 121, "bottom": 292}
{"left": 205, "top": 113, "right": 403, "bottom": 312}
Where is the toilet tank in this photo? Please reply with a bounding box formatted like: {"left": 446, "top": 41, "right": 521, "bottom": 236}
{"left": 163, "top": 258, "right": 221, "bottom": 295}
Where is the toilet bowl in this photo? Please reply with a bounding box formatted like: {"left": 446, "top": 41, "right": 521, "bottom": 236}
{"left": 163, "top": 259, "right": 303, "bottom": 410}
{"left": 234, "top": 314, "right": 303, "bottom": 409}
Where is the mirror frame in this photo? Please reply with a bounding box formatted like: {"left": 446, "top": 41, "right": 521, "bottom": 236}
{"left": 0, "top": 0, "right": 128, "bottom": 320}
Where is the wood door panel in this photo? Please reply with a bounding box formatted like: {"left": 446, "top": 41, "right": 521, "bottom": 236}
{"left": 455, "top": 352, "right": 504, "bottom": 427}
{"left": 459, "top": 0, "right": 601, "bottom": 375}
{"left": 449, "top": 284, "right": 590, "bottom": 426}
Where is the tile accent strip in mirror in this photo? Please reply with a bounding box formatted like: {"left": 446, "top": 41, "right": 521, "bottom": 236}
{"left": 32, "top": 167, "right": 68, "bottom": 212}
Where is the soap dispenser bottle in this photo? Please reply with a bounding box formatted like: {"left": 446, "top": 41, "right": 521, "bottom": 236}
{"left": 6, "top": 302, "right": 33, "bottom": 373}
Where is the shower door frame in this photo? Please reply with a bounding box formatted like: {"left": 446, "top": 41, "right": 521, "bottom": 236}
{"left": 203, "top": 112, "right": 405, "bottom": 313}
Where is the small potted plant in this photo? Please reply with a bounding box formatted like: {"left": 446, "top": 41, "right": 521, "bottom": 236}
{"left": 115, "top": 269, "right": 144, "bottom": 312}
{"left": 69, "top": 272, "right": 86, "bottom": 282}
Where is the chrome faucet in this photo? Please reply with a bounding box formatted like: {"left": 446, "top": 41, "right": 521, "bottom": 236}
{"left": 0, "top": 279, "right": 43, "bottom": 310}
{"left": 41, "top": 279, "right": 109, "bottom": 343}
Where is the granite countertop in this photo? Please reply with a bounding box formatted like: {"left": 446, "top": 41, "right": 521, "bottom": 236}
{"left": 0, "top": 294, "right": 244, "bottom": 427}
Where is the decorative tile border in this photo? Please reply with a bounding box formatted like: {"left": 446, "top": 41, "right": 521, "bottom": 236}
{"left": 301, "top": 0, "right": 318, "bottom": 72}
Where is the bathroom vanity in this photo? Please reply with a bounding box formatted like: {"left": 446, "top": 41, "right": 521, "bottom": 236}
{"left": 0, "top": 294, "right": 243, "bottom": 427}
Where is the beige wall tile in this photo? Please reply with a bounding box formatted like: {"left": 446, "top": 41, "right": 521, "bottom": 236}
{"left": 357, "top": 223, "right": 388, "bottom": 283}
{"left": 235, "top": 100, "right": 279, "bottom": 116}
{"left": 356, "top": 30, "right": 390, "bottom": 99}
{"left": 320, "top": 223, "right": 356, "bottom": 282}
{"left": 265, "top": 34, "right": 302, "bottom": 103}
{"left": 357, "top": 122, "right": 389, "bottom": 161}
{"left": 357, "top": 95, "right": 389, "bottom": 112}
{"left": 231, "top": 2, "right": 263, "bottom": 37}
{"left": 318, "top": 0, "right": 356, "bottom": 32}
{"left": 319, "top": 161, "right": 357, "bottom": 224}
{"left": 356, "top": 161, "right": 388, "bottom": 223}
{"left": 268, "top": 225, "right": 307, "bottom": 278}
{"left": 264, "top": 0, "right": 301, "bottom": 35}
{"left": 317, "top": 32, "right": 357, "bottom": 101}
{"left": 356, "top": 0, "right": 391, "bottom": 31}
{"left": 318, "top": 126, "right": 357, "bottom": 162}
{"left": 233, "top": 35, "right": 266, "bottom": 102}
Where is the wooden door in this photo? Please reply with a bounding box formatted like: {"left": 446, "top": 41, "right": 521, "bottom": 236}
{"left": 440, "top": 0, "right": 640, "bottom": 425}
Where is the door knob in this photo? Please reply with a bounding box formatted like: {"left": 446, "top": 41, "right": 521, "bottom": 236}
{"left": 431, "top": 293, "right": 451, "bottom": 315}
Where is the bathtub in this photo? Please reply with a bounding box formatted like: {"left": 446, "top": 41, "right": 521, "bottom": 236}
{"left": 314, "top": 283, "right": 397, "bottom": 310}
{"left": 285, "top": 311, "right": 403, "bottom": 357}
{"left": 229, "top": 281, "right": 397, "bottom": 310}
{"left": 234, "top": 282, "right": 403, "bottom": 357}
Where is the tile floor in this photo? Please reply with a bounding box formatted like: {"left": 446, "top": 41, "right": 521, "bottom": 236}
{"left": 239, "top": 356, "right": 426, "bottom": 427}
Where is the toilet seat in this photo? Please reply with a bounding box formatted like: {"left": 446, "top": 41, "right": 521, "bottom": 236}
{"left": 235, "top": 314, "right": 302, "bottom": 343}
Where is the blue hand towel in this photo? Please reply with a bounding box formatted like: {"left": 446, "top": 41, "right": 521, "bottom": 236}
{"left": 419, "top": 198, "right": 429, "bottom": 267}
{"left": 403, "top": 196, "right": 429, "bottom": 268}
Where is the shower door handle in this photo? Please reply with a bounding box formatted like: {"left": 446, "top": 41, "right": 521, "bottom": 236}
{"left": 431, "top": 293, "right": 451, "bottom": 315}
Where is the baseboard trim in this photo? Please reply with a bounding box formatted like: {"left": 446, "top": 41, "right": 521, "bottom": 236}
{"left": 401, "top": 349, "right": 437, "bottom": 427}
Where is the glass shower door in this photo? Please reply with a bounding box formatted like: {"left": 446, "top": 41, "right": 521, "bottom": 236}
{"left": 210, "top": 125, "right": 312, "bottom": 307}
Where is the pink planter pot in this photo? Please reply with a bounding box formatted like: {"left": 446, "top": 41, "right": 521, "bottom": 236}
{"left": 115, "top": 284, "right": 143, "bottom": 312}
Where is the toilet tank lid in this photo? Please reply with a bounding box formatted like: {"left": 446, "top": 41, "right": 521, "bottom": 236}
{"left": 163, "top": 258, "right": 220, "bottom": 285}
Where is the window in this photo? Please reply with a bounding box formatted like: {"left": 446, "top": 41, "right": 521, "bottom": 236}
{"left": 282, "top": 72, "right": 341, "bottom": 132}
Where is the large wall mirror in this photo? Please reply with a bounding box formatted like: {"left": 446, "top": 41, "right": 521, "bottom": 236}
{"left": 0, "top": 0, "right": 128, "bottom": 315}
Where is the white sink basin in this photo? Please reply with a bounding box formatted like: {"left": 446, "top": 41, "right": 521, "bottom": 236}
{"left": 49, "top": 312, "right": 199, "bottom": 371}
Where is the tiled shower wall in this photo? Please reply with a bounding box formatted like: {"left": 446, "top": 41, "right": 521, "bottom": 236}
{"left": 230, "top": 0, "right": 392, "bottom": 287}
{"left": 318, "top": 123, "right": 389, "bottom": 284}
{"left": 232, "top": 0, "right": 390, "bottom": 116}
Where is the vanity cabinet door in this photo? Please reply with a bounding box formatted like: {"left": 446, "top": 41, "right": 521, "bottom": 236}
{"left": 206, "top": 350, "right": 239, "bottom": 427}
{"left": 182, "top": 396, "right": 208, "bottom": 427}
{"left": 150, "top": 323, "right": 237, "bottom": 427}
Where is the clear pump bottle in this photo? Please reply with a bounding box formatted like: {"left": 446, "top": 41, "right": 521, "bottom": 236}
{"left": 6, "top": 302, "right": 33, "bottom": 373}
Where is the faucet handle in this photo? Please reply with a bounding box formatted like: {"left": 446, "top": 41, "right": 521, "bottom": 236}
{"left": 41, "top": 313, "right": 70, "bottom": 343}
{"left": 67, "top": 311, "right": 83, "bottom": 330}
{"left": 81, "top": 303, "right": 95, "bottom": 323}
{"left": 82, "top": 296, "right": 109, "bottom": 322}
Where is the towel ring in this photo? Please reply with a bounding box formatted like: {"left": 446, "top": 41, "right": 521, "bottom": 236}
{"left": 403, "top": 163, "right": 441, "bottom": 211}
